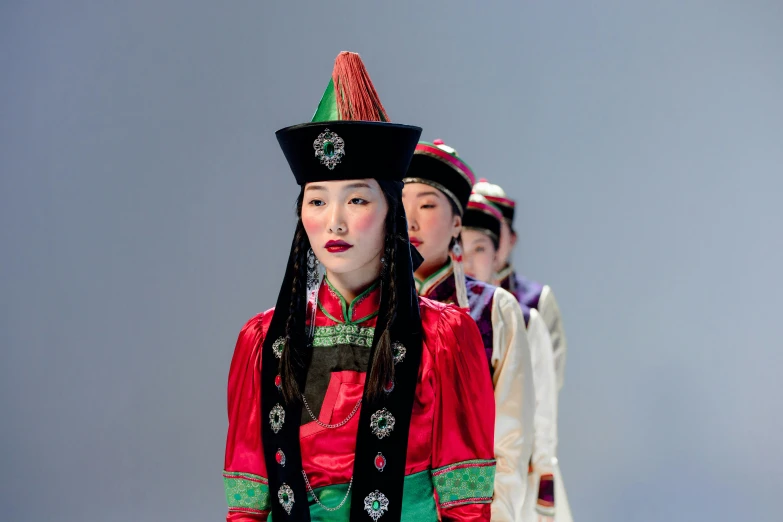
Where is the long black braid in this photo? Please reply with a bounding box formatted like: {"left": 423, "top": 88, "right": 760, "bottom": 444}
{"left": 365, "top": 195, "right": 400, "bottom": 401}
{"left": 279, "top": 194, "right": 311, "bottom": 403}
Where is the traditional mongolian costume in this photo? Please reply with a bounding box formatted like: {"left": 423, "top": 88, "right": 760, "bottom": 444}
{"left": 223, "top": 53, "right": 498, "bottom": 521}
{"left": 473, "top": 180, "right": 572, "bottom": 522}
{"left": 404, "top": 141, "right": 536, "bottom": 521}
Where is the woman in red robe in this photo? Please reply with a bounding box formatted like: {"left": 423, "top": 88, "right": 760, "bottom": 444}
{"left": 223, "top": 52, "right": 497, "bottom": 522}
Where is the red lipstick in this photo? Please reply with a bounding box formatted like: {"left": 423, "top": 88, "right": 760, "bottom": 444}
{"left": 325, "top": 239, "right": 353, "bottom": 253}
{"left": 409, "top": 237, "right": 423, "bottom": 248}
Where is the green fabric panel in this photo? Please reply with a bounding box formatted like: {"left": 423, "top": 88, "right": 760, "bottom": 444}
{"left": 400, "top": 470, "right": 439, "bottom": 520}
{"left": 431, "top": 459, "right": 495, "bottom": 508}
{"left": 312, "top": 324, "right": 375, "bottom": 348}
{"left": 269, "top": 470, "right": 437, "bottom": 521}
{"left": 312, "top": 79, "right": 339, "bottom": 122}
{"left": 224, "top": 471, "right": 270, "bottom": 513}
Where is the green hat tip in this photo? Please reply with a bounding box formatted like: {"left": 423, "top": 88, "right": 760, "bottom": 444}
{"left": 311, "top": 78, "right": 339, "bottom": 123}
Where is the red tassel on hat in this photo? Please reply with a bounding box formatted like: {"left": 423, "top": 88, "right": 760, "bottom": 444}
{"left": 332, "top": 52, "right": 390, "bottom": 122}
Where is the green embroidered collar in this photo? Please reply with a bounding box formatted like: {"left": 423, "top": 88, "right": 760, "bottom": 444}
{"left": 317, "top": 277, "right": 380, "bottom": 325}
{"left": 415, "top": 258, "right": 454, "bottom": 297}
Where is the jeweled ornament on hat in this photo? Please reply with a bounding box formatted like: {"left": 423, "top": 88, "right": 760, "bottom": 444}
{"left": 313, "top": 129, "right": 345, "bottom": 170}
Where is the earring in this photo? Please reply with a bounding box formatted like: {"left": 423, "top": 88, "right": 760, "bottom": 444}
{"left": 306, "top": 248, "right": 324, "bottom": 337}
{"left": 307, "top": 248, "right": 319, "bottom": 287}
{"left": 451, "top": 240, "right": 463, "bottom": 262}
{"left": 450, "top": 241, "right": 469, "bottom": 309}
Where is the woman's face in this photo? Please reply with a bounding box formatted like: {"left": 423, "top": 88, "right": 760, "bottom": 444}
{"left": 461, "top": 229, "right": 498, "bottom": 283}
{"left": 401, "top": 183, "right": 461, "bottom": 277}
{"left": 301, "top": 179, "right": 388, "bottom": 278}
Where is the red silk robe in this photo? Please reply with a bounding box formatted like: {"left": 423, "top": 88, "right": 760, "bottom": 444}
{"left": 224, "top": 279, "right": 497, "bottom": 521}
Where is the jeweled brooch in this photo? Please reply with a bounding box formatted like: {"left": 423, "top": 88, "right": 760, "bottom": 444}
{"left": 370, "top": 408, "right": 395, "bottom": 439}
{"left": 392, "top": 342, "right": 406, "bottom": 365}
{"left": 364, "top": 490, "right": 389, "bottom": 521}
{"left": 278, "top": 483, "right": 295, "bottom": 514}
{"left": 270, "top": 403, "right": 285, "bottom": 434}
{"left": 313, "top": 129, "right": 345, "bottom": 170}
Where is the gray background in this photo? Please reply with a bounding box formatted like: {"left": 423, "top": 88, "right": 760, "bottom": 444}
{"left": 2, "top": 1, "right": 782, "bottom": 521}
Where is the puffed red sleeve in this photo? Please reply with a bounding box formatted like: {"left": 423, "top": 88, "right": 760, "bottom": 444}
{"left": 224, "top": 313, "right": 270, "bottom": 521}
{"left": 429, "top": 305, "right": 497, "bottom": 521}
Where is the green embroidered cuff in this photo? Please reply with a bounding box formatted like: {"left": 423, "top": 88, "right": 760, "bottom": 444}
{"left": 223, "top": 470, "right": 270, "bottom": 514}
{"left": 431, "top": 459, "right": 496, "bottom": 509}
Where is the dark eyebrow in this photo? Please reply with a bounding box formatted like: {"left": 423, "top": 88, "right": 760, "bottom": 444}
{"left": 306, "top": 182, "right": 372, "bottom": 193}
{"left": 345, "top": 182, "right": 372, "bottom": 190}
{"left": 466, "top": 234, "right": 493, "bottom": 246}
{"left": 416, "top": 191, "right": 442, "bottom": 199}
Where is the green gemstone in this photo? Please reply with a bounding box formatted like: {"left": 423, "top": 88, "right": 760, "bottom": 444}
{"left": 282, "top": 492, "right": 289, "bottom": 502}
{"left": 372, "top": 500, "right": 380, "bottom": 511}
{"left": 323, "top": 141, "right": 335, "bottom": 157}
{"left": 377, "top": 417, "right": 387, "bottom": 429}
{"left": 274, "top": 413, "right": 280, "bottom": 423}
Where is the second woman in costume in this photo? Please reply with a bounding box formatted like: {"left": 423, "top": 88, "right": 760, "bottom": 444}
{"left": 402, "top": 139, "right": 536, "bottom": 522}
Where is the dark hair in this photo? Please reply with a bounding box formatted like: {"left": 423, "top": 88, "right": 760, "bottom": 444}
{"left": 446, "top": 193, "right": 463, "bottom": 255}
{"left": 279, "top": 180, "right": 402, "bottom": 402}
{"left": 446, "top": 196, "right": 461, "bottom": 218}
{"left": 489, "top": 233, "right": 500, "bottom": 251}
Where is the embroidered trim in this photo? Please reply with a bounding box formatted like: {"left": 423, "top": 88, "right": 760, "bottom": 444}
{"left": 223, "top": 471, "right": 270, "bottom": 513}
{"left": 494, "top": 264, "right": 514, "bottom": 284}
{"left": 413, "top": 144, "right": 476, "bottom": 188}
{"left": 431, "top": 459, "right": 495, "bottom": 508}
{"left": 440, "top": 497, "right": 494, "bottom": 509}
{"left": 415, "top": 259, "right": 454, "bottom": 297}
{"left": 312, "top": 324, "right": 375, "bottom": 347}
